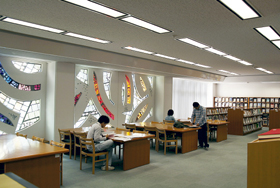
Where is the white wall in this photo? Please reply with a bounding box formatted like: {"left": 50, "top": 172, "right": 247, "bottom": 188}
{"left": 215, "top": 83, "right": 280, "bottom": 97}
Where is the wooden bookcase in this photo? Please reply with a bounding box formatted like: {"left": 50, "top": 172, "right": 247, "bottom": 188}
{"left": 269, "top": 110, "right": 280, "bottom": 130}
{"left": 206, "top": 107, "right": 229, "bottom": 121}
{"left": 214, "top": 97, "right": 248, "bottom": 108}
{"left": 248, "top": 138, "right": 280, "bottom": 188}
{"left": 228, "top": 108, "right": 262, "bottom": 135}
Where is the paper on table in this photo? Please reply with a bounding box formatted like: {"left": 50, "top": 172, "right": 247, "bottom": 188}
{"left": 113, "top": 137, "right": 131, "bottom": 141}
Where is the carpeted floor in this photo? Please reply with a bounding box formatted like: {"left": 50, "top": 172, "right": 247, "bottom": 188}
{"left": 62, "top": 127, "right": 268, "bottom": 188}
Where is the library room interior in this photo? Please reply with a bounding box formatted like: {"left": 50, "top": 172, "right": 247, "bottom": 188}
{"left": 1, "top": 0, "right": 280, "bottom": 188}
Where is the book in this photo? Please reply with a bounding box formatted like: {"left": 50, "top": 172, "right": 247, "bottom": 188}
{"left": 275, "top": 98, "right": 279, "bottom": 103}
{"left": 258, "top": 129, "right": 280, "bottom": 140}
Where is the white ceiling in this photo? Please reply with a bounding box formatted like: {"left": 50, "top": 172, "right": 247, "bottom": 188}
{"left": 0, "top": 0, "right": 280, "bottom": 79}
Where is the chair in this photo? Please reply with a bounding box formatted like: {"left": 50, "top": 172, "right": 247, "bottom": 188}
{"left": 79, "top": 137, "right": 109, "bottom": 174}
{"left": 50, "top": 140, "right": 65, "bottom": 185}
{"left": 163, "top": 120, "right": 175, "bottom": 124}
{"left": 32, "top": 136, "right": 45, "bottom": 142}
{"left": 73, "top": 131, "right": 87, "bottom": 160}
{"left": 156, "top": 128, "right": 178, "bottom": 155}
{"left": 16, "top": 132, "right": 27, "bottom": 138}
{"left": 133, "top": 130, "right": 148, "bottom": 134}
{"left": 144, "top": 126, "right": 157, "bottom": 148}
{"left": 124, "top": 123, "right": 136, "bottom": 131}
{"left": 151, "top": 121, "right": 160, "bottom": 124}
{"left": 116, "top": 127, "right": 130, "bottom": 132}
{"left": 115, "top": 127, "right": 130, "bottom": 158}
{"left": 58, "top": 129, "right": 73, "bottom": 159}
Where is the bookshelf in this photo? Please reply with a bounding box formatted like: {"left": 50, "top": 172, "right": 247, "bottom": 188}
{"left": 206, "top": 107, "right": 229, "bottom": 121}
{"left": 227, "top": 108, "right": 262, "bottom": 135}
{"left": 269, "top": 110, "right": 280, "bottom": 130}
{"left": 248, "top": 138, "right": 280, "bottom": 188}
{"left": 214, "top": 97, "right": 248, "bottom": 108}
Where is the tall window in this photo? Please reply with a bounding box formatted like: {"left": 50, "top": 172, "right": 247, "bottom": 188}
{"left": 172, "top": 78, "right": 213, "bottom": 119}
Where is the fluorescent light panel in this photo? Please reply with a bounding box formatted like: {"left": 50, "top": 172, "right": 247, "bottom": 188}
{"left": 224, "top": 55, "right": 240, "bottom": 61}
{"left": 62, "top": 0, "right": 125, "bottom": 18}
{"left": 205, "top": 48, "right": 226, "bottom": 56}
{"left": 176, "top": 59, "right": 195, "bottom": 65}
{"left": 124, "top": 46, "right": 154, "bottom": 54}
{"left": 65, "top": 32, "right": 111, "bottom": 43}
{"left": 219, "top": 0, "right": 260, "bottom": 19}
{"left": 154, "top": 54, "right": 177, "bottom": 60}
{"left": 194, "top": 64, "right": 211, "bottom": 68}
{"left": 272, "top": 40, "right": 280, "bottom": 49}
{"left": 238, "top": 60, "right": 252, "bottom": 66}
{"left": 178, "top": 38, "right": 208, "bottom": 49}
{"left": 218, "top": 70, "right": 238, "bottom": 75}
{"left": 121, "top": 16, "right": 170, "bottom": 34}
{"left": 256, "top": 67, "right": 273, "bottom": 74}
{"left": 255, "top": 26, "right": 280, "bottom": 41}
{"left": 2, "top": 17, "right": 64, "bottom": 33}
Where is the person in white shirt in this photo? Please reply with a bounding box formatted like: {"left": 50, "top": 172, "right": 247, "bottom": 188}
{"left": 87, "top": 115, "right": 115, "bottom": 170}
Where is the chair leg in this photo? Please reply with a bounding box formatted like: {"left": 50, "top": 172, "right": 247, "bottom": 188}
{"left": 80, "top": 153, "right": 83, "bottom": 170}
{"left": 106, "top": 154, "right": 109, "bottom": 171}
{"left": 92, "top": 157, "right": 95, "bottom": 174}
{"left": 74, "top": 145, "right": 76, "bottom": 160}
{"left": 175, "top": 142, "right": 178, "bottom": 154}
{"left": 119, "top": 145, "right": 121, "bottom": 159}
{"left": 69, "top": 144, "right": 72, "bottom": 159}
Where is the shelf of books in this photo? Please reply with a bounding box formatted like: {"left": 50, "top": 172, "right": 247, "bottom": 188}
{"left": 248, "top": 97, "right": 280, "bottom": 113}
{"left": 206, "top": 107, "right": 229, "bottom": 121}
{"left": 227, "top": 108, "right": 262, "bottom": 135}
{"left": 214, "top": 97, "right": 248, "bottom": 108}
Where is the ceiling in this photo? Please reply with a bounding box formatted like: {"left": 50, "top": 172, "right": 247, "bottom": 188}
{"left": 0, "top": 0, "right": 280, "bottom": 80}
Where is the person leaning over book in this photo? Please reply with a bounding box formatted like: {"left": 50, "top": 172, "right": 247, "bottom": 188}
{"left": 87, "top": 115, "right": 115, "bottom": 170}
{"left": 191, "top": 102, "right": 209, "bottom": 150}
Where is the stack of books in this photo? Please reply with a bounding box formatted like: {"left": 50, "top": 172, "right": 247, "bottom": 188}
{"left": 258, "top": 129, "right": 280, "bottom": 140}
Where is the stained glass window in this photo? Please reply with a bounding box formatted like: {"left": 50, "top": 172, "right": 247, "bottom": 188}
{"left": 0, "top": 113, "right": 13, "bottom": 126}
{"left": 148, "top": 76, "right": 153, "bottom": 88}
{"left": 143, "top": 108, "right": 153, "bottom": 122}
{"left": 76, "top": 69, "right": 88, "bottom": 84}
{"left": 136, "top": 104, "right": 148, "bottom": 122}
{"left": 103, "top": 72, "right": 114, "bottom": 105}
{"left": 122, "top": 83, "right": 125, "bottom": 106}
{"left": 74, "top": 92, "right": 82, "bottom": 106}
{"left": 74, "top": 99, "right": 101, "bottom": 128}
{"left": 0, "top": 91, "right": 40, "bottom": 131}
{"left": 12, "top": 61, "right": 42, "bottom": 73}
{"left": 140, "top": 77, "right": 147, "bottom": 92}
{"left": 125, "top": 75, "right": 131, "bottom": 104}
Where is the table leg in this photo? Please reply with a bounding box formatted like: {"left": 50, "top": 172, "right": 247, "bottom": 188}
{"left": 123, "top": 139, "right": 150, "bottom": 170}
{"left": 181, "top": 130, "right": 198, "bottom": 153}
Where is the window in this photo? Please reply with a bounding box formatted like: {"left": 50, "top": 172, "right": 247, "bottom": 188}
{"left": 12, "top": 61, "right": 42, "bottom": 73}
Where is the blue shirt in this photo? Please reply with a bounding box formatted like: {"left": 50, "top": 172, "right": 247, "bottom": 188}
{"left": 165, "top": 115, "right": 176, "bottom": 121}
{"left": 191, "top": 106, "right": 206, "bottom": 126}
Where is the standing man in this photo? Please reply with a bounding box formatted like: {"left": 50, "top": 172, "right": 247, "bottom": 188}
{"left": 87, "top": 115, "right": 115, "bottom": 170}
{"left": 191, "top": 102, "right": 209, "bottom": 150}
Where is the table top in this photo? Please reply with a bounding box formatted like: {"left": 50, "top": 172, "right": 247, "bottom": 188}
{"left": 0, "top": 134, "right": 69, "bottom": 163}
{"left": 126, "top": 122, "right": 201, "bottom": 132}
{"left": 64, "top": 128, "right": 155, "bottom": 143}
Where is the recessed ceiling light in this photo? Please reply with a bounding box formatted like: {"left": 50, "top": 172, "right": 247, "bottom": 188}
{"left": 255, "top": 26, "right": 280, "bottom": 41}
{"left": 2, "top": 17, "right": 64, "bottom": 33}
{"left": 272, "top": 40, "right": 280, "bottom": 49}
{"left": 194, "top": 64, "right": 211, "bottom": 68}
{"left": 121, "top": 16, "right": 170, "bottom": 34}
{"left": 65, "top": 32, "right": 111, "bottom": 43}
{"left": 123, "top": 46, "right": 154, "bottom": 54}
{"left": 176, "top": 59, "right": 195, "bottom": 65}
{"left": 177, "top": 38, "right": 209, "bottom": 49}
{"left": 218, "top": 70, "right": 238, "bottom": 75}
{"left": 62, "top": 0, "right": 126, "bottom": 18}
{"left": 224, "top": 55, "right": 240, "bottom": 61}
{"left": 205, "top": 48, "right": 227, "bottom": 56}
{"left": 218, "top": 0, "right": 260, "bottom": 20}
{"left": 218, "top": 70, "right": 229, "bottom": 73}
{"left": 256, "top": 67, "right": 273, "bottom": 74}
{"left": 154, "top": 54, "right": 177, "bottom": 60}
{"left": 238, "top": 60, "right": 252, "bottom": 66}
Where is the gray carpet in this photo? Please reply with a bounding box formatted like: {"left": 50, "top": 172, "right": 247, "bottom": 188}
{"left": 62, "top": 127, "right": 268, "bottom": 188}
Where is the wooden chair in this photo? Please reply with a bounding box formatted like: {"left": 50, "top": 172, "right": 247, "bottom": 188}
{"left": 79, "top": 137, "right": 109, "bottom": 174}
{"left": 16, "top": 132, "right": 27, "bottom": 138}
{"left": 116, "top": 127, "right": 130, "bottom": 132}
{"left": 73, "top": 131, "right": 87, "bottom": 160}
{"left": 124, "top": 123, "right": 136, "bottom": 131}
{"left": 151, "top": 121, "right": 160, "bottom": 124}
{"left": 163, "top": 120, "right": 175, "bottom": 124}
{"left": 50, "top": 140, "right": 65, "bottom": 185}
{"left": 58, "top": 129, "right": 73, "bottom": 159}
{"left": 32, "top": 136, "right": 45, "bottom": 142}
{"left": 115, "top": 127, "right": 130, "bottom": 158}
{"left": 156, "top": 128, "right": 178, "bottom": 155}
{"left": 133, "top": 130, "right": 148, "bottom": 134}
{"left": 144, "top": 126, "right": 157, "bottom": 149}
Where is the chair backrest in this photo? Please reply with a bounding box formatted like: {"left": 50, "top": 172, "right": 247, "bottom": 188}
{"left": 133, "top": 130, "right": 148, "bottom": 134}
{"left": 16, "top": 132, "right": 27, "bottom": 138}
{"left": 79, "top": 137, "right": 95, "bottom": 153}
{"left": 116, "top": 127, "right": 130, "bottom": 132}
{"left": 32, "top": 136, "right": 45, "bottom": 142}
{"left": 144, "top": 125, "right": 157, "bottom": 133}
{"left": 124, "top": 124, "right": 136, "bottom": 131}
{"left": 73, "top": 131, "right": 87, "bottom": 145}
{"left": 163, "top": 120, "right": 175, "bottom": 124}
{"left": 151, "top": 121, "right": 160, "bottom": 124}
{"left": 156, "top": 128, "right": 166, "bottom": 140}
{"left": 58, "top": 129, "right": 71, "bottom": 142}
{"left": 50, "top": 140, "right": 66, "bottom": 148}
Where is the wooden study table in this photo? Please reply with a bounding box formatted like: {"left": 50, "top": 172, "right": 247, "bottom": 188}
{"left": 207, "top": 120, "right": 229, "bottom": 142}
{"left": 0, "top": 172, "right": 38, "bottom": 188}
{"left": 0, "top": 134, "right": 69, "bottom": 188}
{"left": 129, "top": 122, "right": 200, "bottom": 153}
{"left": 67, "top": 128, "right": 154, "bottom": 170}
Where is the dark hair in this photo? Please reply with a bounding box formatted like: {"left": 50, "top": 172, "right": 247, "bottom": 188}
{"left": 193, "top": 102, "right": 200, "bottom": 107}
{"left": 98, "top": 115, "right": 110, "bottom": 124}
{"left": 167, "top": 109, "right": 174, "bottom": 116}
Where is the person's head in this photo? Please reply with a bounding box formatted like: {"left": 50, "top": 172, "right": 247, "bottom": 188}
{"left": 167, "top": 109, "right": 174, "bottom": 116}
{"left": 193, "top": 102, "right": 200, "bottom": 110}
{"left": 98, "top": 115, "right": 110, "bottom": 128}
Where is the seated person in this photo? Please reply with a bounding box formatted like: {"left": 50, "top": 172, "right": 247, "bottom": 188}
{"left": 165, "top": 109, "right": 176, "bottom": 122}
{"left": 87, "top": 115, "right": 115, "bottom": 170}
